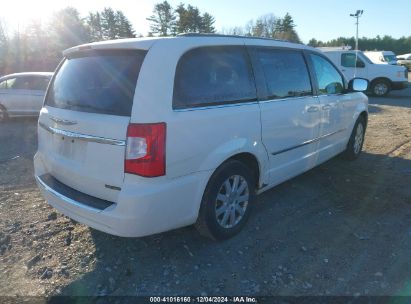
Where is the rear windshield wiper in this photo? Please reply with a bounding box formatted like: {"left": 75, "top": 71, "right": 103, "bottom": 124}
{"left": 65, "top": 100, "right": 104, "bottom": 112}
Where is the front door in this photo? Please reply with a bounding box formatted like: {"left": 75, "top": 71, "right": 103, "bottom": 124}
{"left": 308, "top": 53, "right": 354, "bottom": 162}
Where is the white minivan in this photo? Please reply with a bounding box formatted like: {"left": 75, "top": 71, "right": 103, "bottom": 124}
{"left": 34, "top": 35, "right": 369, "bottom": 240}
{"left": 321, "top": 49, "right": 408, "bottom": 97}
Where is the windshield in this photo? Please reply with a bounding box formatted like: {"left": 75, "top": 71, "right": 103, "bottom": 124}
{"left": 45, "top": 49, "right": 146, "bottom": 116}
{"left": 384, "top": 55, "right": 397, "bottom": 62}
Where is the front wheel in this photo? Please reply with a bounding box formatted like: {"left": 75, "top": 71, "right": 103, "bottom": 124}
{"left": 195, "top": 160, "right": 256, "bottom": 240}
{"left": 343, "top": 116, "right": 366, "bottom": 160}
{"left": 371, "top": 79, "right": 390, "bottom": 97}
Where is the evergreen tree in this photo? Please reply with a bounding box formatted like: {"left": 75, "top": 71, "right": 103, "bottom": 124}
{"left": 87, "top": 12, "right": 103, "bottom": 42}
{"left": 200, "top": 13, "right": 215, "bottom": 33}
{"left": 147, "top": 1, "right": 176, "bottom": 36}
{"left": 273, "top": 13, "right": 300, "bottom": 43}
{"left": 101, "top": 7, "right": 117, "bottom": 39}
{"left": 115, "top": 11, "right": 136, "bottom": 38}
{"left": 48, "top": 7, "right": 89, "bottom": 50}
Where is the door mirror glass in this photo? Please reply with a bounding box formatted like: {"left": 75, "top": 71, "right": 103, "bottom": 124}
{"left": 349, "top": 78, "right": 368, "bottom": 92}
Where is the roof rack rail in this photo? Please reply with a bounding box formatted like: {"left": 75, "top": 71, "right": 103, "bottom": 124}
{"left": 177, "top": 33, "right": 298, "bottom": 44}
{"left": 317, "top": 46, "right": 353, "bottom": 51}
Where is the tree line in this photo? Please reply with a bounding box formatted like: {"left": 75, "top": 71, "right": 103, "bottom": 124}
{"left": 222, "top": 13, "right": 300, "bottom": 43}
{"left": 147, "top": 1, "right": 216, "bottom": 36}
{"left": 308, "top": 35, "right": 411, "bottom": 55}
{"left": 0, "top": 2, "right": 218, "bottom": 76}
{"left": 1, "top": 1, "right": 410, "bottom": 77}
{"left": 0, "top": 7, "right": 137, "bottom": 76}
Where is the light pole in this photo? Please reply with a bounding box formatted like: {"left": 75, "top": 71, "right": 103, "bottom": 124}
{"left": 350, "top": 10, "right": 363, "bottom": 50}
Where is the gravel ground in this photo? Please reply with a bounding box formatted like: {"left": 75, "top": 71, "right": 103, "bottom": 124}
{"left": 1, "top": 83, "right": 411, "bottom": 297}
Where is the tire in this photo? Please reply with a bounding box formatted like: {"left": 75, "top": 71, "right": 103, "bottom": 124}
{"left": 0, "top": 105, "right": 8, "bottom": 123}
{"left": 343, "top": 116, "right": 366, "bottom": 160}
{"left": 195, "top": 160, "right": 256, "bottom": 240}
{"left": 371, "top": 79, "right": 390, "bottom": 97}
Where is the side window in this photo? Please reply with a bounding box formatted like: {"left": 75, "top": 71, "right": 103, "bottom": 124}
{"left": 12, "top": 77, "right": 32, "bottom": 90}
{"left": 0, "top": 78, "right": 17, "bottom": 89}
{"left": 28, "top": 77, "right": 50, "bottom": 91}
{"left": 173, "top": 46, "right": 257, "bottom": 109}
{"left": 341, "top": 53, "right": 365, "bottom": 68}
{"left": 0, "top": 80, "right": 7, "bottom": 89}
{"left": 310, "top": 54, "right": 344, "bottom": 95}
{"left": 256, "top": 49, "right": 312, "bottom": 99}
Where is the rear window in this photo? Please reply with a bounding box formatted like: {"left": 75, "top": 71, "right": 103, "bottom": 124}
{"left": 45, "top": 49, "right": 146, "bottom": 116}
{"left": 173, "top": 46, "right": 257, "bottom": 109}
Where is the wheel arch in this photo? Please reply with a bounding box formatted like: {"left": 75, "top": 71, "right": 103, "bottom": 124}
{"left": 203, "top": 151, "right": 263, "bottom": 193}
{"left": 0, "top": 103, "right": 8, "bottom": 121}
{"left": 226, "top": 152, "right": 261, "bottom": 190}
{"left": 359, "top": 110, "right": 368, "bottom": 127}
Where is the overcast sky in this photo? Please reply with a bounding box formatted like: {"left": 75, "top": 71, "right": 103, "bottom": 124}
{"left": 1, "top": 0, "right": 409, "bottom": 43}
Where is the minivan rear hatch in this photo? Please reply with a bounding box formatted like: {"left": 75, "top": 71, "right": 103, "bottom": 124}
{"left": 37, "top": 49, "right": 146, "bottom": 202}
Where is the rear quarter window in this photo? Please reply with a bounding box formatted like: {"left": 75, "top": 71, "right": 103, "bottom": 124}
{"left": 173, "top": 46, "right": 257, "bottom": 109}
{"left": 45, "top": 49, "right": 146, "bottom": 116}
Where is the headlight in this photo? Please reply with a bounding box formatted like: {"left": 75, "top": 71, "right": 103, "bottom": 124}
{"left": 396, "top": 71, "right": 404, "bottom": 78}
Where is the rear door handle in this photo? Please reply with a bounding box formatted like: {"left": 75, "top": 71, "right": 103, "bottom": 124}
{"left": 307, "top": 106, "right": 319, "bottom": 113}
{"left": 322, "top": 105, "right": 332, "bottom": 111}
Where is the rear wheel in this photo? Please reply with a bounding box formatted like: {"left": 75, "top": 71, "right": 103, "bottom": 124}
{"left": 371, "top": 79, "right": 390, "bottom": 97}
{"left": 0, "top": 106, "right": 8, "bottom": 123}
{"left": 343, "top": 116, "right": 366, "bottom": 160}
{"left": 195, "top": 160, "right": 256, "bottom": 240}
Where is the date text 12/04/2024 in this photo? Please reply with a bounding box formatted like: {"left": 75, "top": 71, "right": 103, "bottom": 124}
{"left": 149, "top": 296, "right": 257, "bottom": 303}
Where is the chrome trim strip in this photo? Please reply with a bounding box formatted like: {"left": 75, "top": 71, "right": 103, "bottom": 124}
{"left": 259, "top": 96, "right": 312, "bottom": 104}
{"left": 173, "top": 101, "right": 259, "bottom": 112}
{"left": 39, "top": 122, "right": 126, "bottom": 146}
{"left": 271, "top": 128, "right": 346, "bottom": 156}
{"left": 35, "top": 175, "right": 102, "bottom": 213}
{"left": 49, "top": 115, "right": 78, "bottom": 125}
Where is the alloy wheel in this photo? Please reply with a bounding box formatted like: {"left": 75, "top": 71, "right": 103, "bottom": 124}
{"left": 373, "top": 82, "right": 388, "bottom": 96}
{"left": 215, "top": 175, "right": 249, "bottom": 229}
{"left": 353, "top": 123, "right": 364, "bottom": 154}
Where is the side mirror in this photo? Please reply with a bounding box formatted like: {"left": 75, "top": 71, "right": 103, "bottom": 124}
{"left": 348, "top": 78, "right": 368, "bottom": 92}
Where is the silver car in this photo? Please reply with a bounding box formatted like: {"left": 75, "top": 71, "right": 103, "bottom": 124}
{"left": 397, "top": 53, "right": 411, "bottom": 71}
{"left": 0, "top": 72, "right": 53, "bottom": 122}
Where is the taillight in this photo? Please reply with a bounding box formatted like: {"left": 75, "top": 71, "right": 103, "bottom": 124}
{"left": 125, "top": 123, "right": 166, "bottom": 177}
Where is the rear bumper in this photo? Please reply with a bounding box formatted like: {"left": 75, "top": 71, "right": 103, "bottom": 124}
{"left": 34, "top": 153, "right": 210, "bottom": 237}
{"left": 392, "top": 81, "right": 409, "bottom": 90}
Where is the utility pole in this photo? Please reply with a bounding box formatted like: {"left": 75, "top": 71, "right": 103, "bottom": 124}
{"left": 350, "top": 10, "right": 363, "bottom": 50}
